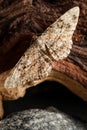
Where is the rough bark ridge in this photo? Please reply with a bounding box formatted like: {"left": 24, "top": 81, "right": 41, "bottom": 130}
{"left": 0, "top": 0, "right": 87, "bottom": 100}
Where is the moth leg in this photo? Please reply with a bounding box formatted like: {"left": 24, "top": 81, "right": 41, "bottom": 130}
{"left": 0, "top": 95, "right": 4, "bottom": 119}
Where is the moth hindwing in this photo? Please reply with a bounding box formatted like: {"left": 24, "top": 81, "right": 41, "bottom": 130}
{"left": 4, "top": 7, "right": 79, "bottom": 88}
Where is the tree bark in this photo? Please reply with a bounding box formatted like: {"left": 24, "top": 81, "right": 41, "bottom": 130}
{"left": 0, "top": 0, "right": 87, "bottom": 101}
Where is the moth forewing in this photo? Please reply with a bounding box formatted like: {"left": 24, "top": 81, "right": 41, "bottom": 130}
{"left": 4, "top": 7, "right": 80, "bottom": 89}
{"left": 4, "top": 43, "right": 52, "bottom": 88}
{"left": 37, "top": 7, "right": 79, "bottom": 60}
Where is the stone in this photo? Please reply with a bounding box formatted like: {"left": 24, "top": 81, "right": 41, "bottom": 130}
{"left": 0, "top": 107, "right": 87, "bottom": 130}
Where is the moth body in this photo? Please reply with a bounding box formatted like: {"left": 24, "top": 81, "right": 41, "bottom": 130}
{"left": 4, "top": 7, "right": 79, "bottom": 89}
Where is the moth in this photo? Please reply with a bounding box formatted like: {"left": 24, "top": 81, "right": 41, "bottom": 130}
{"left": 0, "top": 7, "right": 79, "bottom": 119}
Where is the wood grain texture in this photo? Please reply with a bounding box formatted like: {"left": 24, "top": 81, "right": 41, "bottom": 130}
{"left": 0, "top": 0, "right": 87, "bottom": 119}
{"left": 0, "top": 0, "right": 87, "bottom": 98}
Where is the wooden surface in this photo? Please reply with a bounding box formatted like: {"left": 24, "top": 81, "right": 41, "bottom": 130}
{"left": 0, "top": 0, "right": 87, "bottom": 100}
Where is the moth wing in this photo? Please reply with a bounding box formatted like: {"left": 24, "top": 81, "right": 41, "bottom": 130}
{"left": 4, "top": 43, "right": 52, "bottom": 88}
{"left": 4, "top": 7, "right": 79, "bottom": 88}
{"left": 37, "top": 7, "right": 79, "bottom": 60}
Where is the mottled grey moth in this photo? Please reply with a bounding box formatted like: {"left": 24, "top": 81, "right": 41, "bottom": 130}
{"left": 4, "top": 7, "right": 80, "bottom": 88}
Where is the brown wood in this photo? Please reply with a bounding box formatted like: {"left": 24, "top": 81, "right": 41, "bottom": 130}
{"left": 0, "top": 0, "right": 87, "bottom": 118}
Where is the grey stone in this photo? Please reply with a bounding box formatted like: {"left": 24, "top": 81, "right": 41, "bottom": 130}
{"left": 0, "top": 107, "right": 87, "bottom": 130}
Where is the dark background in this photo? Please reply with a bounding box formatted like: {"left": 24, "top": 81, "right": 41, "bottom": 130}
{"left": 3, "top": 81, "right": 87, "bottom": 122}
